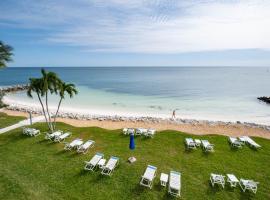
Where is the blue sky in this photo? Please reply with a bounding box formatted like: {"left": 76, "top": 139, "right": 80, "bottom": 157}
{"left": 0, "top": 0, "right": 270, "bottom": 67}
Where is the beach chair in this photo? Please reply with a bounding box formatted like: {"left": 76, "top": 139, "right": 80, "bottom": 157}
{"left": 146, "top": 129, "right": 156, "bottom": 138}
{"left": 123, "top": 128, "right": 128, "bottom": 135}
{"left": 77, "top": 140, "right": 95, "bottom": 154}
{"left": 201, "top": 140, "right": 214, "bottom": 152}
{"left": 22, "top": 127, "right": 34, "bottom": 135}
{"left": 244, "top": 136, "right": 261, "bottom": 149}
{"left": 64, "top": 138, "right": 83, "bottom": 151}
{"left": 168, "top": 171, "right": 181, "bottom": 197}
{"left": 45, "top": 130, "right": 63, "bottom": 140}
{"left": 84, "top": 152, "right": 104, "bottom": 171}
{"left": 228, "top": 137, "right": 242, "bottom": 148}
{"left": 226, "top": 174, "right": 239, "bottom": 187}
{"left": 54, "top": 132, "right": 71, "bottom": 143}
{"left": 238, "top": 136, "right": 246, "bottom": 143}
{"left": 194, "top": 139, "right": 201, "bottom": 147}
{"left": 136, "top": 128, "right": 148, "bottom": 136}
{"left": 127, "top": 128, "right": 135, "bottom": 135}
{"left": 140, "top": 165, "right": 157, "bottom": 189}
{"left": 23, "top": 127, "right": 40, "bottom": 137}
{"left": 239, "top": 179, "right": 259, "bottom": 194}
{"left": 101, "top": 156, "right": 119, "bottom": 176}
{"left": 185, "top": 138, "right": 196, "bottom": 149}
{"left": 210, "top": 173, "right": 225, "bottom": 188}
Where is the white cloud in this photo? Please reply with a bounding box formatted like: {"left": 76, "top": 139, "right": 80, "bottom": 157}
{"left": 1, "top": 0, "right": 270, "bottom": 53}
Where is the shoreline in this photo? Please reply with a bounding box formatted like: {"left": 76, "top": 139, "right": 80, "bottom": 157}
{"left": 2, "top": 107, "right": 270, "bottom": 139}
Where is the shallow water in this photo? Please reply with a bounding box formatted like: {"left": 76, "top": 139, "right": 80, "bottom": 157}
{"left": 1, "top": 67, "right": 270, "bottom": 124}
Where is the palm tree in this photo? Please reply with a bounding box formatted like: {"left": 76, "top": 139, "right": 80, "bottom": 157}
{"left": 0, "top": 41, "right": 13, "bottom": 68}
{"left": 40, "top": 69, "right": 61, "bottom": 130}
{"left": 53, "top": 82, "right": 78, "bottom": 129}
{"left": 27, "top": 78, "right": 51, "bottom": 130}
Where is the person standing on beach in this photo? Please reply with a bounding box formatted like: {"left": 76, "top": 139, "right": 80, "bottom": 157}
{"left": 172, "top": 109, "right": 176, "bottom": 119}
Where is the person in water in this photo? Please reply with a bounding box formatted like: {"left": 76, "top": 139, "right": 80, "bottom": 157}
{"left": 172, "top": 109, "right": 176, "bottom": 119}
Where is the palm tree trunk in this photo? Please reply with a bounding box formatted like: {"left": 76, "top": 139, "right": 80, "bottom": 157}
{"left": 53, "top": 97, "right": 63, "bottom": 130}
{"left": 45, "top": 91, "right": 54, "bottom": 131}
{"left": 37, "top": 93, "right": 51, "bottom": 131}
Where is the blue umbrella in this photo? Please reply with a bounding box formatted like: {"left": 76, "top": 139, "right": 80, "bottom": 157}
{"left": 129, "top": 133, "right": 135, "bottom": 150}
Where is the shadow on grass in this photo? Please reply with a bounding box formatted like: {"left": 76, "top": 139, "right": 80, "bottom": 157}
{"left": 37, "top": 139, "right": 49, "bottom": 144}
{"left": 239, "top": 191, "right": 256, "bottom": 200}
{"left": 162, "top": 192, "right": 177, "bottom": 200}
{"left": 55, "top": 150, "right": 67, "bottom": 155}
{"left": 206, "top": 182, "right": 224, "bottom": 195}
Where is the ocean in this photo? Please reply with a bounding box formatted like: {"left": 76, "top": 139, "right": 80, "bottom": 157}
{"left": 1, "top": 67, "right": 270, "bottom": 124}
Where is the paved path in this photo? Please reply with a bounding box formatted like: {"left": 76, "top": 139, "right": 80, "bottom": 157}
{"left": 0, "top": 116, "right": 45, "bottom": 134}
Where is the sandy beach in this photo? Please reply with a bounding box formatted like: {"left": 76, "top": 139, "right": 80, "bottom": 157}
{"left": 2, "top": 109, "right": 270, "bottom": 139}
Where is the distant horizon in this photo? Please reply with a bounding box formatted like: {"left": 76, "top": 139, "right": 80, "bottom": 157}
{"left": 6, "top": 65, "right": 270, "bottom": 68}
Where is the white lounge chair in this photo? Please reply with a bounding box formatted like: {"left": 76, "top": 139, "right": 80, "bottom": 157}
{"left": 228, "top": 137, "right": 242, "bottom": 148}
{"left": 239, "top": 179, "right": 259, "bottom": 194}
{"left": 127, "top": 128, "right": 135, "bottom": 135}
{"left": 77, "top": 140, "right": 95, "bottom": 154}
{"left": 23, "top": 128, "right": 40, "bottom": 137}
{"left": 226, "top": 174, "right": 239, "bottom": 187}
{"left": 45, "top": 130, "right": 62, "bottom": 140}
{"left": 140, "top": 165, "right": 157, "bottom": 189}
{"left": 210, "top": 173, "right": 225, "bottom": 188}
{"left": 84, "top": 152, "right": 104, "bottom": 171}
{"left": 101, "top": 156, "right": 119, "bottom": 176}
{"left": 194, "top": 139, "right": 201, "bottom": 147}
{"left": 64, "top": 138, "right": 83, "bottom": 151}
{"left": 168, "top": 171, "right": 181, "bottom": 197}
{"left": 243, "top": 136, "right": 261, "bottom": 149}
{"left": 238, "top": 136, "right": 247, "bottom": 144}
{"left": 136, "top": 128, "right": 148, "bottom": 136}
{"left": 201, "top": 140, "right": 214, "bottom": 152}
{"left": 123, "top": 128, "right": 128, "bottom": 135}
{"left": 185, "top": 138, "right": 196, "bottom": 149}
{"left": 146, "top": 129, "right": 156, "bottom": 138}
{"left": 54, "top": 132, "right": 71, "bottom": 143}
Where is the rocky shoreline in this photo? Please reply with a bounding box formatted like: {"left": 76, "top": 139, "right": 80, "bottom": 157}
{"left": 257, "top": 96, "right": 270, "bottom": 104}
{"left": 5, "top": 102, "right": 270, "bottom": 132}
{"left": 0, "top": 84, "right": 29, "bottom": 93}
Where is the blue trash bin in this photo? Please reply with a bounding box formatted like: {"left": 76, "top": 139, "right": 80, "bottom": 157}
{"left": 129, "top": 133, "right": 135, "bottom": 150}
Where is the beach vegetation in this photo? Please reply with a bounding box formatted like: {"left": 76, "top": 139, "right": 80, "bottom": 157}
{"left": 0, "top": 41, "right": 13, "bottom": 68}
{"left": 27, "top": 69, "right": 78, "bottom": 132}
{"left": 0, "top": 91, "right": 6, "bottom": 108}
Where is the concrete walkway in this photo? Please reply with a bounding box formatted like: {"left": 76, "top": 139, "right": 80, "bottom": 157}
{"left": 0, "top": 115, "right": 45, "bottom": 134}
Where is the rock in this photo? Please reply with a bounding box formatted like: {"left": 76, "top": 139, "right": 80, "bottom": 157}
{"left": 258, "top": 96, "right": 270, "bottom": 104}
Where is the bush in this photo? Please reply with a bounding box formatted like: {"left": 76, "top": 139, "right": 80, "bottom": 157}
{"left": 0, "top": 91, "right": 7, "bottom": 108}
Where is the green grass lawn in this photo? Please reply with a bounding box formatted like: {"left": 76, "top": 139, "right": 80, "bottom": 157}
{"left": 0, "top": 112, "right": 26, "bottom": 129}
{"left": 0, "top": 117, "right": 270, "bottom": 199}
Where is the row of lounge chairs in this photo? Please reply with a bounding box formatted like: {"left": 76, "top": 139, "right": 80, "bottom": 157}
{"left": 123, "top": 128, "right": 156, "bottom": 138}
{"left": 64, "top": 138, "right": 95, "bottom": 154}
{"left": 23, "top": 128, "right": 96, "bottom": 154}
{"left": 22, "top": 127, "right": 41, "bottom": 137}
{"left": 210, "top": 173, "right": 259, "bottom": 193}
{"left": 84, "top": 153, "right": 119, "bottom": 176}
{"left": 45, "top": 130, "right": 72, "bottom": 142}
{"left": 140, "top": 165, "right": 181, "bottom": 197}
{"left": 185, "top": 138, "right": 214, "bottom": 152}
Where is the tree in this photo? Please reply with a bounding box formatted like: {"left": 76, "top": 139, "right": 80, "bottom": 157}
{"left": 53, "top": 82, "right": 78, "bottom": 129}
{"left": 27, "top": 78, "right": 51, "bottom": 131}
{"left": 27, "top": 69, "right": 78, "bottom": 132}
{"left": 0, "top": 41, "right": 13, "bottom": 68}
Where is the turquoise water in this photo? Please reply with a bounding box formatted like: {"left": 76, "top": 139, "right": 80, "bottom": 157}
{"left": 1, "top": 67, "right": 270, "bottom": 124}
